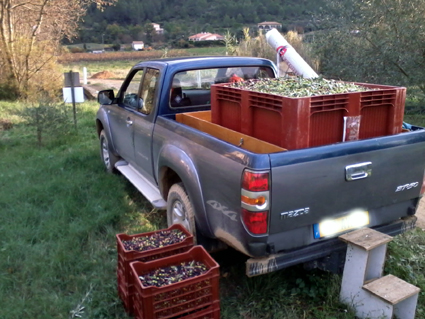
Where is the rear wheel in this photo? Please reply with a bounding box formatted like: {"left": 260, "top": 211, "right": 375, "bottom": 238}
{"left": 100, "top": 130, "right": 119, "bottom": 174}
{"left": 166, "top": 182, "right": 226, "bottom": 252}
{"left": 167, "top": 183, "right": 197, "bottom": 242}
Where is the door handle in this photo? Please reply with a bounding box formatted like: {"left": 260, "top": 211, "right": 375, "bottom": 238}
{"left": 345, "top": 162, "right": 372, "bottom": 181}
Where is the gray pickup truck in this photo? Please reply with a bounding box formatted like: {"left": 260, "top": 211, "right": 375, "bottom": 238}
{"left": 96, "top": 56, "right": 425, "bottom": 276}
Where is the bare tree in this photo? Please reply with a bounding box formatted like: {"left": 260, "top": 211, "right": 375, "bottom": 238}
{"left": 0, "top": 0, "right": 115, "bottom": 99}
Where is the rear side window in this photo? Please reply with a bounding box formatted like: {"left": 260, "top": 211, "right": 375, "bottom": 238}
{"left": 170, "top": 66, "right": 274, "bottom": 108}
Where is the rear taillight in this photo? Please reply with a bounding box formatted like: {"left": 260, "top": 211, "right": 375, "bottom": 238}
{"left": 241, "top": 169, "right": 270, "bottom": 235}
{"left": 242, "top": 171, "right": 269, "bottom": 191}
{"left": 241, "top": 209, "right": 268, "bottom": 234}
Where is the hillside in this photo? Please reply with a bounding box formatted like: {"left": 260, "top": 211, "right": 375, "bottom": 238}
{"left": 74, "top": 0, "right": 323, "bottom": 45}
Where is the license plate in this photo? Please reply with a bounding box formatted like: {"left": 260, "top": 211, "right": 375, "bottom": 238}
{"left": 313, "top": 210, "right": 369, "bottom": 239}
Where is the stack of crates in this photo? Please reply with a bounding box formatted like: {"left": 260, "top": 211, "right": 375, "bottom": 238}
{"left": 211, "top": 82, "right": 406, "bottom": 150}
{"left": 130, "top": 246, "right": 220, "bottom": 319}
{"left": 116, "top": 224, "right": 194, "bottom": 315}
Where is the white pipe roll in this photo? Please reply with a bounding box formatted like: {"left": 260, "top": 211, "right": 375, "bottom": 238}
{"left": 266, "top": 28, "right": 318, "bottom": 79}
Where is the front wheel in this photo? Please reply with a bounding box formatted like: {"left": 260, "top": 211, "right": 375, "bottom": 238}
{"left": 99, "top": 130, "right": 119, "bottom": 174}
{"left": 167, "top": 183, "right": 197, "bottom": 242}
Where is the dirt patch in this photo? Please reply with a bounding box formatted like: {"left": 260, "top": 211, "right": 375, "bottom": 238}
{"left": 0, "top": 119, "right": 13, "bottom": 131}
{"left": 91, "top": 71, "right": 117, "bottom": 79}
{"left": 83, "top": 78, "right": 124, "bottom": 97}
{"left": 416, "top": 197, "right": 425, "bottom": 230}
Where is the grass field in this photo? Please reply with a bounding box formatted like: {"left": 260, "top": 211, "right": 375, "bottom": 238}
{"left": 0, "top": 101, "right": 162, "bottom": 318}
{"left": 1, "top": 93, "right": 425, "bottom": 316}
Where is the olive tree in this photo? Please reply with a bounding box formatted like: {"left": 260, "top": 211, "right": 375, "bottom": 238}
{"left": 0, "top": 0, "right": 115, "bottom": 99}
{"left": 312, "top": 0, "right": 425, "bottom": 91}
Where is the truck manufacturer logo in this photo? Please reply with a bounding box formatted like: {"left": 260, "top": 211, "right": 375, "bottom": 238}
{"left": 280, "top": 207, "right": 310, "bottom": 220}
{"left": 395, "top": 182, "right": 419, "bottom": 192}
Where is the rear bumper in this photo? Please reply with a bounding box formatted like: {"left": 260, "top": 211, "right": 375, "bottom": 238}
{"left": 245, "top": 216, "right": 417, "bottom": 277}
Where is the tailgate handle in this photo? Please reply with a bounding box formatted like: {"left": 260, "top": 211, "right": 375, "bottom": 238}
{"left": 345, "top": 162, "right": 372, "bottom": 181}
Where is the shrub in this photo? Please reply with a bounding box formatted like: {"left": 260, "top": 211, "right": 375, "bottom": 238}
{"left": 0, "top": 81, "right": 19, "bottom": 100}
{"left": 111, "top": 42, "right": 121, "bottom": 51}
{"left": 17, "top": 99, "right": 73, "bottom": 146}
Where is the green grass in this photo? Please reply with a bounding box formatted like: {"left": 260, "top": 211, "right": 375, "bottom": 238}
{"left": 219, "top": 263, "right": 357, "bottom": 319}
{"left": 385, "top": 229, "right": 425, "bottom": 318}
{"left": 0, "top": 101, "right": 164, "bottom": 319}
{"left": 1, "top": 99, "right": 425, "bottom": 318}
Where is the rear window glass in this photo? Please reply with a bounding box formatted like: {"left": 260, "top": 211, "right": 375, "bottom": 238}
{"left": 169, "top": 66, "right": 274, "bottom": 108}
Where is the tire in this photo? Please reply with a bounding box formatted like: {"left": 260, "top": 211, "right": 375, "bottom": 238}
{"left": 99, "top": 130, "right": 119, "bottom": 174}
{"left": 167, "top": 183, "right": 198, "bottom": 243}
{"left": 166, "top": 183, "right": 226, "bottom": 252}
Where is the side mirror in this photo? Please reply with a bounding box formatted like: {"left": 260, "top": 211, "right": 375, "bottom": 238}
{"left": 98, "top": 90, "right": 115, "bottom": 105}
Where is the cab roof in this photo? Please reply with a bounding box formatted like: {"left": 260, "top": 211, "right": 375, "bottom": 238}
{"left": 131, "top": 56, "right": 276, "bottom": 72}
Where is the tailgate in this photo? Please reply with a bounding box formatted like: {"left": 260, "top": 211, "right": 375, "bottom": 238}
{"left": 268, "top": 130, "right": 425, "bottom": 235}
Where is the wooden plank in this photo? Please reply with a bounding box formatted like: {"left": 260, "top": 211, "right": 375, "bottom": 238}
{"left": 189, "top": 110, "right": 211, "bottom": 122}
{"left": 363, "top": 274, "right": 420, "bottom": 305}
{"left": 339, "top": 228, "right": 392, "bottom": 251}
{"left": 176, "top": 111, "right": 286, "bottom": 154}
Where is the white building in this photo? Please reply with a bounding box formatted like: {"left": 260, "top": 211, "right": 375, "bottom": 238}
{"left": 257, "top": 21, "right": 282, "bottom": 31}
{"left": 151, "top": 23, "right": 164, "bottom": 34}
{"left": 132, "top": 41, "right": 144, "bottom": 51}
{"left": 188, "top": 32, "right": 224, "bottom": 41}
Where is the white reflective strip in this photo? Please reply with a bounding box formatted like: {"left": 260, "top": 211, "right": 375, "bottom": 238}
{"left": 241, "top": 189, "right": 270, "bottom": 212}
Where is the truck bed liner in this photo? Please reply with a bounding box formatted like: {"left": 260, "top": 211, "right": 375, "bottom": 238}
{"left": 176, "top": 111, "right": 285, "bottom": 154}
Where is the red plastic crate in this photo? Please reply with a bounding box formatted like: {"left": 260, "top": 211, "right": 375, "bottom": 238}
{"left": 130, "top": 246, "right": 220, "bottom": 319}
{"left": 211, "top": 82, "right": 406, "bottom": 150}
{"left": 356, "top": 82, "right": 406, "bottom": 139}
{"left": 116, "top": 224, "right": 194, "bottom": 314}
{"left": 134, "top": 300, "right": 220, "bottom": 319}
{"left": 118, "top": 283, "right": 133, "bottom": 315}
